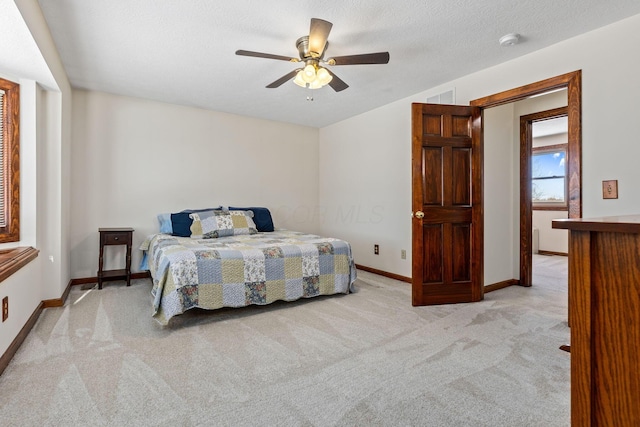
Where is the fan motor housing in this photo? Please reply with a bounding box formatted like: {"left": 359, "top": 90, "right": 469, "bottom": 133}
{"left": 296, "top": 36, "right": 327, "bottom": 60}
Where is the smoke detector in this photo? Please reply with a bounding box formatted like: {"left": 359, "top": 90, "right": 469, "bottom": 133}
{"left": 499, "top": 33, "right": 520, "bottom": 46}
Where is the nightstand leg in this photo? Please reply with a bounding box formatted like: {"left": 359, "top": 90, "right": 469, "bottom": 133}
{"left": 98, "top": 244, "right": 104, "bottom": 290}
{"left": 126, "top": 242, "right": 132, "bottom": 286}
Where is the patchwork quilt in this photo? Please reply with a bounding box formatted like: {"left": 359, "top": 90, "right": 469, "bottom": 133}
{"left": 140, "top": 230, "right": 357, "bottom": 324}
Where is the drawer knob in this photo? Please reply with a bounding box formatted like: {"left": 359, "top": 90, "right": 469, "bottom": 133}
{"left": 114, "top": 237, "right": 119, "bottom": 240}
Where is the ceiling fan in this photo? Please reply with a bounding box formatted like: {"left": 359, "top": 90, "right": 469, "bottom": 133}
{"left": 236, "top": 18, "right": 390, "bottom": 92}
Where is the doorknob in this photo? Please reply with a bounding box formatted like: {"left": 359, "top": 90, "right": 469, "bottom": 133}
{"left": 414, "top": 211, "right": 424, "bottom": 219}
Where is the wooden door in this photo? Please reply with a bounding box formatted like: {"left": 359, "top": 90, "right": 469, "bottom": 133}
{"left": 411, "top": 103, "right": 483, "bottom": 305}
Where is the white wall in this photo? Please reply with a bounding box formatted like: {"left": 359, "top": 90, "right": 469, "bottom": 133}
{"left": 12, "top": 0, "right": 72, "bottom": 301}
{"left": 0, "top": 259, "right": 42, "bottom": 357}
{"left": 483, "top": 103, "right": 516, "bottom": 285}
{"left": 533, "top": 210, "right": 568, "bottom": 253}
{"left": 483, "top": 91, "right": 568, "bottom": 285}
{"left": 319, "top": 101, "right": 410, "bottom": 275}
{"left": 0, "top": 0, "right": 72, "bottom": 357}
{"left": 534, "top": 132, "right": 567, "bottom": 148}
{"left": 319, "top": 13, "right": 640, "bottom": 279}
{"left": 0, "top": 76, "right": 44, "bottom": 357}
{"left": 70, "top": 90, "right": 320, "bottom": 278}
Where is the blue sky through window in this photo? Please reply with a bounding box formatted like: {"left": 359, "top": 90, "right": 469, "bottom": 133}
{"left": 532, "top": 150, "right": 566, "bottom": 202}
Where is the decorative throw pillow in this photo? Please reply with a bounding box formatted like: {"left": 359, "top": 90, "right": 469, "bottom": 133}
{"left": 190, "top": 210, "right": 258, "bottom": 239}
{"left": 170, "top": 212, "right": 194, "bottom": 237}
{"left": 228, "top": 206, "right": 275, "bottom": 232}
{"left": 162, "top": 207, "right": 221, "bottom": 236}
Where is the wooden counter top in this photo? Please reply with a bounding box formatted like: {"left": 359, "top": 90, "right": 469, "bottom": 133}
{"left": 552, "top": 214, "right": 640, "bottom": 233}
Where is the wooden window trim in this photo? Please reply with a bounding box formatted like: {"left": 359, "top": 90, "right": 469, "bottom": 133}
{"left": 533, "top": 205, "right": 568, "bottom": 212}
{"left": 533, "top": 142, "right": 568, "bottom": 152}
{"left": 0, "top": 247, "right": 38, "bottom": 283}
{"left": 0, "top": 78, "right": 20, "bottom": 243}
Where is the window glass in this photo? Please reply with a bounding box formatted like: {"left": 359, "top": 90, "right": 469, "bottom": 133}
{"left": 532, "top": 149, "right": 566, "bottom": 204}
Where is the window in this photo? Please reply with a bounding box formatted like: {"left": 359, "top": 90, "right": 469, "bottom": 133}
{"left": 0, "top": 77, "right": 20, "bottom": 243}
{"left": 532, "top": 144, "right": 567, "bottom": 208}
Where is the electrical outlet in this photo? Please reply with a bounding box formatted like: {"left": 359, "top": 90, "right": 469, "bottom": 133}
{"left": 374, "top": 244, "right": 379, "bottom": 255}
{"left": 401, "top": 249, "right": 406, "bottom": 259}
{"left": 2, "top": 297, "right": 7, "bottom": 322}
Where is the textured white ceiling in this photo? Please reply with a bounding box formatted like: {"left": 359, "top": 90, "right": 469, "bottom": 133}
{"left": 0, "top": 1, "right": 56, "bottom": 89}
{"left": 37, "top": 0, "right": 640, "bottom": 128}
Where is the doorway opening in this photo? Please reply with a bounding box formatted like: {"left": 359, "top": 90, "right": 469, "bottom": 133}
{"left": 522, "top": 107, "right": 570, "bottom": 287}
{"left": 410, "top": 71, "right": 581, "bottom": 305}
{"left": 471, "top": 70, "right": 581, "bottom": 290}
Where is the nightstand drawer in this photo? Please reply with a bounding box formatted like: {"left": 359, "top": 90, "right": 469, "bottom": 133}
{"left": 103, "top": 232, "right": 131, "bottom": 245}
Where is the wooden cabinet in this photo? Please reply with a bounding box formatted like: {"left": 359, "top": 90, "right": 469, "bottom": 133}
{"left": 97, "top": 227, "right": 134, "bottom": 289}
{"left": 553, "top": 215, "right": 640, "bottom": 426}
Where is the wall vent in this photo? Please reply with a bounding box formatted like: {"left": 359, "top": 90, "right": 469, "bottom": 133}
{"left": 427, "top": 89, "right": 455, "bottom": 105}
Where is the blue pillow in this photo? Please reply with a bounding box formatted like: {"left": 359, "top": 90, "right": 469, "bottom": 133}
{"left": 229, "top": 206, "right": 274, "bottom": 232}
{"left": 157, "top": 213, "right": 173, "bottom": 234}
{"left": 167, "top": 207, "right": 221, "bottom": 236}
{"left": 170, "top": 212, "right": 193, "bottom": 237}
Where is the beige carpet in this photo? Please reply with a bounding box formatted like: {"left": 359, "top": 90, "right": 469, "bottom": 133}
{"left": 0, "top": 256, "right": 569, "bottom": 426}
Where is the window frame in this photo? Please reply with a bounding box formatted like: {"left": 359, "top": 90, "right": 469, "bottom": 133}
{"left": 532, "top": 142, "right": 568, "bottom": 211}
{"left": 0, "top": 77, "right": 20, "bottom": 243}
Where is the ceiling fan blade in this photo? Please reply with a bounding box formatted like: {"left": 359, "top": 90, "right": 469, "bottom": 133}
{"left": 308, "top": 18, "right": 333, "bottom": 57}
{"left": 325, "top": 69, "right": 349, "bottom": 92}
{"left": 236, "top": 50, "right": 299, "bottom": 62}
{"left": 327, "top": 52, "right": 390, "bottom": 65}
{"left": 266, "top": 70, "right": 300, "bottom": 88}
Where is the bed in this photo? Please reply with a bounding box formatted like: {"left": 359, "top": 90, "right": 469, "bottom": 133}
{"left": 140, "top": 207, "right": 356, "bottom": 324}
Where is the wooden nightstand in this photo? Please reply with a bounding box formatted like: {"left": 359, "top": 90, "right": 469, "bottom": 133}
{"left": 98, "top": 227, "right": 134, "bottom": 289}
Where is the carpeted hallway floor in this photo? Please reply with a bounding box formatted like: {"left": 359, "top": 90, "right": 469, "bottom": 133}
{"left": 0, "top": 255, "right": 569, "bottom": 426}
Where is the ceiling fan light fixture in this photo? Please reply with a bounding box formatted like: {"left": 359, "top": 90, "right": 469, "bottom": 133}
{"left": 236, "top": 18, "right": 389, "bottom": 92}
{"left": 302, "top": 64, "right": 317, "bottom": 83}
{"left": 294, "top": 62, "right": 332, "bottom": 89}
{"left": 308, "top": 79, "right": 323, "bottom": 89}
{"left": 316, "top": 67, "right": 332, "bottom": 86}
{"left": 293, "top": 70, "right": 307, "bottom": 88}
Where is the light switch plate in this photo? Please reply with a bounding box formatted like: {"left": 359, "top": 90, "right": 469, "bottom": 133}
{"left": 602, "top": 180, "right": 618, "bottom": 199}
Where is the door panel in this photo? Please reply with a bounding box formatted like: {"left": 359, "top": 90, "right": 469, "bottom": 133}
{"left": 422, "top": 147, "right": 443, "bottom": 205}
{"left": 422, "top": 224, "right": 443, "bottom": 283}
{"left": 452, "top": 115, "right": 472, "bottom": 137}
{"left": 451, "top": 224, "right": 471, "bottom": 282}
{"left": 424, "top": 114, "right": 444, "bottom": 135}
{"left": 412, "top": 103, "right": 483, "bottom": 306}
{"left": 452, "top": 148, "right": 472, "bottom": 206}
